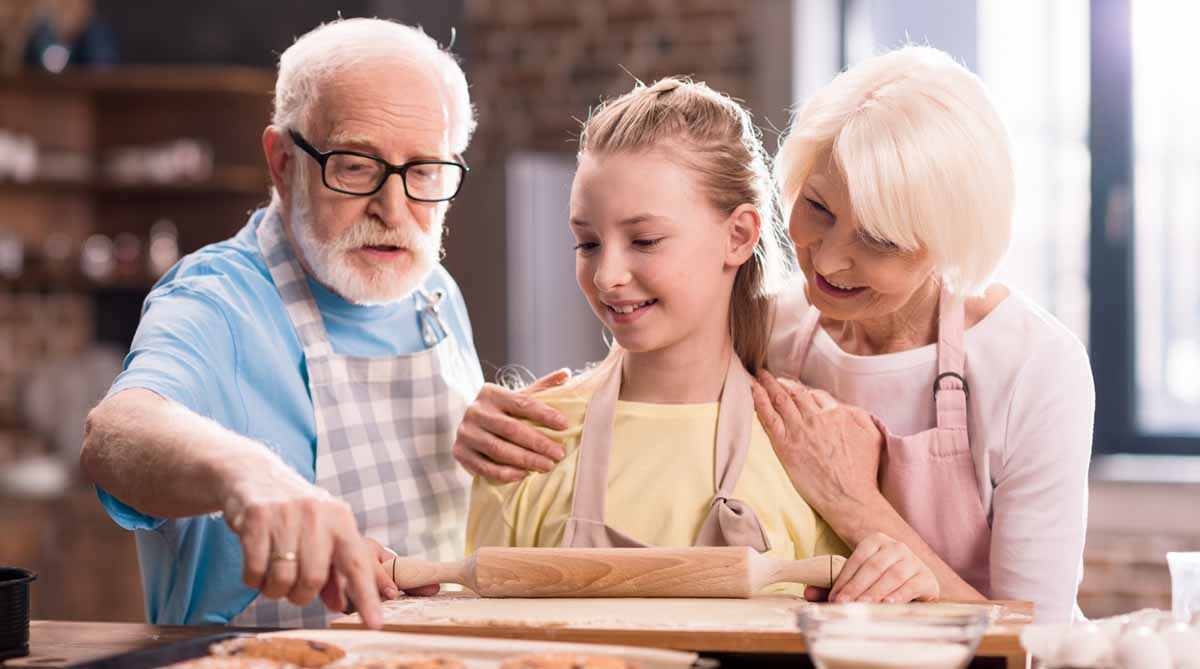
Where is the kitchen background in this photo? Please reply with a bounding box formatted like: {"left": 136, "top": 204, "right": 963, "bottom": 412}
{"left": 0, "top": 0, "right": 1196, "bottom": 622}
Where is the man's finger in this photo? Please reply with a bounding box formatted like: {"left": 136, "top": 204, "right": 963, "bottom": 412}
{"left": 237, "top": 508, "right": 270, "bottom": 590}
{"left": 470, "top": 420, "right": 559, "bottom": 471}
{"left": 497, "top": 388, "right": 568, "bottom": 432}
{"left": 288, "top": 511, "right": 333, "bottom": 605}
{"left": 373, "top": 559, "right": 399, "bottom": 601}
{"left": 320, "top": 566, "right": 347, "bottom": 614}
{"left": 524, "top": 368, "right": 572, "bottom": 397}
{"left": 260, "top": 507, "right": 301, "bottom": 599}
{"left": 457, "top": 449, "right": 528, "bottom": 483}
{"left": 401, "top": 584, "right": 440, "bottom": 597}
{"left": 335, "top": 538, "right": 382, "bottom": 629}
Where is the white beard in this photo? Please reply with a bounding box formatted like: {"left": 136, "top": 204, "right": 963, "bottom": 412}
{"left": 288, "top": 174, "right": 442, "bottom": 306}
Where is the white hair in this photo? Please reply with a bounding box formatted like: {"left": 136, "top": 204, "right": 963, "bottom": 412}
{"left": 775, "top": 45, "right": 1013, "bottom": 297}
{"left": 273, "top": 17, "right": 475, "bottom": 152}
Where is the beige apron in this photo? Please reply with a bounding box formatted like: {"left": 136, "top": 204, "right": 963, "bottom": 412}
{"left": 560, "top": 352, "right": 772, "bottom": 551}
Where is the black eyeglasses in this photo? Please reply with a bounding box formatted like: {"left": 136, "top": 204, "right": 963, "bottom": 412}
{"left": 288, "top": 129, "right": 468, "bottom": 202}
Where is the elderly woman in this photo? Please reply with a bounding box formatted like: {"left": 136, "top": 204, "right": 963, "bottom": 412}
{"left": 455, "top": 46, "right": 1093, "bottom": 623}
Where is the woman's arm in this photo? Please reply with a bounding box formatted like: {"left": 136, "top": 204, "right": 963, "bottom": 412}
{"left": 988, "top": 339, "right": 1094, "bottom": 622}
{"left": 751, "top": 372, "right": 985, "bottom": 602}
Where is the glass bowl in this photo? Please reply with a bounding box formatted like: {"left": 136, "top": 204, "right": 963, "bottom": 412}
{"left": 796, "top": 603, "right": 994, "bottom": 669}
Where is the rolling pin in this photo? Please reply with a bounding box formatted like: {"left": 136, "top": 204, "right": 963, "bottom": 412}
{"left": 384, "top": 546, "right": 846, "bottom": 598}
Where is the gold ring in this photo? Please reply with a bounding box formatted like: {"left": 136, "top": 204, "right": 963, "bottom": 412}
{"left": 271, "top": 551, "right": 298, "bottom": 562}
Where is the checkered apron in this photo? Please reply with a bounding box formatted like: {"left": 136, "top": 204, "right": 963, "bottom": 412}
{"left": 232, "top": 208, "right": 481, "bottom": 627}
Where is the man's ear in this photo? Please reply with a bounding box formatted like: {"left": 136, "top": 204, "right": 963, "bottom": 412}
{"left": 263, "top": 125, "right": 292, "bottom": 202}
{"left": 725, "top": 203, "right": 762, "bottom": 268}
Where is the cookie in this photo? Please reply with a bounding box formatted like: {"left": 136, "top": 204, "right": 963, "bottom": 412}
{"left": 209, "top": 637, "right": 347, "bottom": 668}
{"left": 161, "top": 656, "right": 296, "bottom": 669}
{"left": 347, "top": 656, "right": 467, "bottom": 669}
{"left": 498, "top": 654, "right": 637, "bottom": 669}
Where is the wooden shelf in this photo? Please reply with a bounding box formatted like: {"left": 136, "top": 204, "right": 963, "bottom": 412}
{"left": 0, "top": 65, "right": 275, "bottom": 96}
{"left": 0, "top": 166, "right": 269, "bottom": 196}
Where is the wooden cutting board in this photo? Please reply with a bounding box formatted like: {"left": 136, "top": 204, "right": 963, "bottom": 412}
{"left": 333, "top": 594, "right": 1033, "bottom": 669}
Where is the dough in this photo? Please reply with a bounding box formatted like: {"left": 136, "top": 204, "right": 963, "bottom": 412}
{"left": 380, "top": 596, "right": 804, "bottom": 631}
{"left": 498, "top": 654, "right": 636, "bottom": 669}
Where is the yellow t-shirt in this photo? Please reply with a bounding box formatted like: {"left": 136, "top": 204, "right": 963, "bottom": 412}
{"left": 466, "top": 382, "right": 849, "bottom": 594}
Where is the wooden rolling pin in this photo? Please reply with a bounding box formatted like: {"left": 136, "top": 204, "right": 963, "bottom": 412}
{"left": 384, "top": 546, "right": 846, "bottom": 598}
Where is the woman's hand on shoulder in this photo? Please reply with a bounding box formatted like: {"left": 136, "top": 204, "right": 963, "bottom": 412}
{"left": 807, "top": 532, "right": 939, "bottom": 604}
{"left": 750, "top": 371, "right": 883, "bottom": 516}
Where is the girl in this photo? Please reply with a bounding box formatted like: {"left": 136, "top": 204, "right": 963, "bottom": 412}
{"left": 465, "top": 77, "right": 936, "bottom": 602}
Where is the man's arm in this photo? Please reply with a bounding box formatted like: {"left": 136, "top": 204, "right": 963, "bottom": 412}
{"left": 81, "top": 388, "right": 385, "bottom": 628}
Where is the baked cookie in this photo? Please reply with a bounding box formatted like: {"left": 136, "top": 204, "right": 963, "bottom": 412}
{"left": 498, "top": 654, "right": 637, "bottom": 669}
{"left": 209, "top": 637, "right": 347, "bottom": 668}
{"left": 161, "top": 656, "right": 296, "bottom": 669}
{"left": 347, "top": 656, "right": 466, "bottom": 669}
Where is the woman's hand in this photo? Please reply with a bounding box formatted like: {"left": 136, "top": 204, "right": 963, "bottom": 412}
{"left": 453, "top": 369, "right": 573, "bottom": 483}
{"left": 750, "top": 371, "right": 884, "bottom": 518}
{"left": 807, "top": 532, "right": 939, "bottom": 603}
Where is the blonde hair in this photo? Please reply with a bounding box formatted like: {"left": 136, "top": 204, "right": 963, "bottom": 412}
{"left": 775, "top": 45, "right": 1013, "bottom": 297}
{"left": 576, "top": 77, "right": 794, "bottom": 373}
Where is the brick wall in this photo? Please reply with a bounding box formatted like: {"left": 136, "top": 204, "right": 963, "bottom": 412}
{"left": 463, "top": 0, "right": 757, "bottom": 162}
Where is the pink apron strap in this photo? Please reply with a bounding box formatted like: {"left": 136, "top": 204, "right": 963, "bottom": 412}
{"left": 933, "top": 285, "right": 969, "bottom": 431}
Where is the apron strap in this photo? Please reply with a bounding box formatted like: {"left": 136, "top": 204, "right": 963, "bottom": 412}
{"left": 567, "top": 356, "right": 624, "bottom": 524}
{"left": 693, "top": 357, "right": 772, "bottom": 551}
{"left": 255, "top": 207, "right": 335, "bottom": 358}
{"left": 933, "top": 284, "right": 969, "bottom": 430}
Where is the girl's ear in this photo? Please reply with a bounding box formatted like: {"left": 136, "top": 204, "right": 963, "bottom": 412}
{"left": 725, "top": 203, "right": 761, "bottom": 268}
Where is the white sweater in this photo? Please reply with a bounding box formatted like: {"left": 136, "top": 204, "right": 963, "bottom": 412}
{"left": 769, "top": 278, "right": 1094, "bottom": 623}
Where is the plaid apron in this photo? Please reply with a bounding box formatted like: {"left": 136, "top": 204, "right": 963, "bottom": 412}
{"left": 232, "top": 208, "right": 481, "bottom": 627}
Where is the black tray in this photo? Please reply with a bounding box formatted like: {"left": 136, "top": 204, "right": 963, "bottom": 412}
{"left": 64, "top": 633, "right": 249, "bottom": 669}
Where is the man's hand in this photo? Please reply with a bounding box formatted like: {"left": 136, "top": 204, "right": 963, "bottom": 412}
{"left": 453, "top": 369, "right": 572, "bottom": 483}
{"left": 222, "top": 465, "right": 384, "bottom": 629}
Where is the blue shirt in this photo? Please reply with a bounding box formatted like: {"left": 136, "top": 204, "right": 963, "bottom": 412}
{"left": 97, "top": 208, "right": 482, "bottom": 625}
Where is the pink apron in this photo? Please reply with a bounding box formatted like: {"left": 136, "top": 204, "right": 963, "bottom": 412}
{"left": 782, "top": 286, "right": 991, "bottom": 594}
{"left": 560, "top": 352, "right": 773, "bottom": 551}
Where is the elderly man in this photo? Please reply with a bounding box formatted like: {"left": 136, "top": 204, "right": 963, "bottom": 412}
{"left": 80, "top": 18, "right": 483, "bottom": 628}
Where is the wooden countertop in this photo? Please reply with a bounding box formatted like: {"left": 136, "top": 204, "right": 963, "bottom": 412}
{"left": 3, "top": 621, "right": 239, "bottom": 669}
{"left": 4, "top": 618, "right": 1028, "bottom": 669}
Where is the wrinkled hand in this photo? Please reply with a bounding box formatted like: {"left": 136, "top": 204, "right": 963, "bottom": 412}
{"left": 222, "top": 465, "right": 384, "bottom": 628}
{"left": 453, "top": 369, "right": 572, "bottom": 483}
{"left": 750, "top": 371, "right": 883, "bottom": 517}
{"left": 806, "top": 532, "right": 939, "bottom": 603}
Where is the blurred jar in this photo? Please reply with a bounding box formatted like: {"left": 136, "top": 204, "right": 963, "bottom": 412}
{"left": 147, "top": 219, "right": 179, "bottom": 277}
{"left": 79, "top": 233, "right": 113, "bottom": 283}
